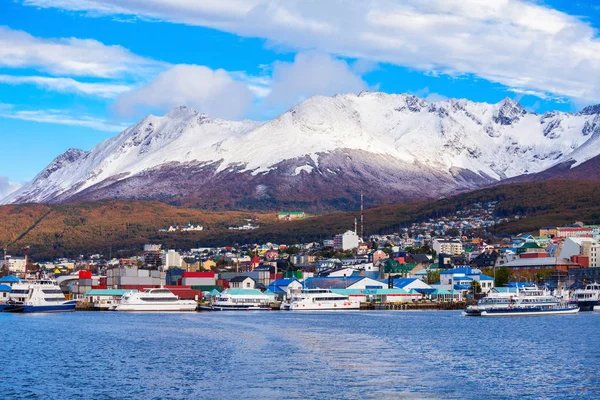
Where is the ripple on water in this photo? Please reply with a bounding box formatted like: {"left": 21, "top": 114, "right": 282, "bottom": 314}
{"left": 0, "top": 311, "right": 599, "bottom": 399}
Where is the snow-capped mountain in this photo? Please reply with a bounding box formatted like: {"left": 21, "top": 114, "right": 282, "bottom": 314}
{"left": 4, "top": 92, "right": 600, "bottom": 210}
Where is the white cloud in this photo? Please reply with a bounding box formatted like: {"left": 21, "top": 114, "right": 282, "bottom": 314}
{"left": 113, "top": 64, "right": 254, "bottom": 120}
{"left": 21, "top": 0, "right": 600, "bottom": 103}
{"left": 229, "top": 71, "right": 272, "bottom": 98}
{"left": 265, "top": 51, "right": 367, "bottom": 109}
{"left": 0, "top": 176, "right": 23, "bottom": 199}
{"left": 414, "top": 87, "right": 448, "bottom": 103}
{"left": 0, "top": 26, "right": 164, "bottom": 78}
{"left": 0, "top": 107, "right": 128, "bottom": 131}
{"left": 0, "top": 75, "right": 130, "bottom": 98}
{"left": 507, "top": 88, "right": 567, "bottom": 103}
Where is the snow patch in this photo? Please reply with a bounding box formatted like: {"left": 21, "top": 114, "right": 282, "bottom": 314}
{"left": 294, "top": 165, "right": 314, "bottom": 175}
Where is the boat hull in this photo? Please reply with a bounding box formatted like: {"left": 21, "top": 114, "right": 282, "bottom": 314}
{"left": 3, "top": 303, "right": 76, "bottom": 313}
{"left": 478, "top": 307, "right": 580, "bottom": 317}
{"left": 289, "top": 301, "right": 360, "bottom": 311}
{"left": 577, "top": 300, "right": 600, "bottom": 312}
{"left": 114, "top": 303, "right": 197, "bottom": 312}
{"left": 200, "top": 305, "right": 270, "bottom": 311}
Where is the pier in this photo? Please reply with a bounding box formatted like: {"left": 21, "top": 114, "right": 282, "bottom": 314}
{"left": 360, "top": 301, "right": 472, "bottom": 311}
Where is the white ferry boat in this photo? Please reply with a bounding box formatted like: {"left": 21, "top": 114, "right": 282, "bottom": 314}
{"left": 113, "top": 288, "right": 197, "bottom": 312}
{"left": 574, "top": 283, "right": 600, "bottom": 311}
{"left": 201, "top": 289, "right": 273, "bottom": 311}
{"left": 4, "top": 279, "right": 76, "bottom": 313}
{"left": 286, "top": 289, "right": 360, "bottom": 311}
{"left": 464, "top": 285, "right": 578, "bottom": 317}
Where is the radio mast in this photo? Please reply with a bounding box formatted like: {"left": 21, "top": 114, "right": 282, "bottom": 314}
{"left": 360, "top": 191, "right": 364, "bottom": 240}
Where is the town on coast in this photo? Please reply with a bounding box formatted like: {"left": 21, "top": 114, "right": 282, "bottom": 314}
{"left": 2, "top": 204, "right": 598, "bottom": 313}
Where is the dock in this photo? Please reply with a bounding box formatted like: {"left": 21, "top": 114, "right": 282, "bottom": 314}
{"left": 360, "top": 301, "right": 472, "bottom": 310}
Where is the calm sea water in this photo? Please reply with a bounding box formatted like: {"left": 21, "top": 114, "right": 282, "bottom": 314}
{"left": 1, "top": 310, "right": 598, "bottom": 399}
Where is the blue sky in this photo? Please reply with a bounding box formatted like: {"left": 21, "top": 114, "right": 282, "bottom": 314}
{"left": 2, "top": 0, "right": 600, "bottom": 196}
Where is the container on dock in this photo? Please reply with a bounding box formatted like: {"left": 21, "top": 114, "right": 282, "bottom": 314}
{"left": 79, "top": 270, "right": 92, "bottom": 279}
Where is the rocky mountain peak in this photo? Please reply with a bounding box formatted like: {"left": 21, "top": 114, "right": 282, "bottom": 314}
{"left": 494, "top": 97, "right": 526, "bottom": 125}
{"left": 579, "top": 103, "right": 600, "bottom": 115}
{"left": 4, "top": 91, "right": 600, "bottom": 207}
{"left": 39, "top": 148, "right": 87, "bottom": 179}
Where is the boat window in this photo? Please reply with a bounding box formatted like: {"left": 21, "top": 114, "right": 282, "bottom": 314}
{"left": 140, "top": 297, "right": 178, "bottom": 302}
{"left": 42, "top": 290, "right": 63, "bottom": 294}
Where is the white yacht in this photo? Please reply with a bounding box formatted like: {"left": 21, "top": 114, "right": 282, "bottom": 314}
{"left": 574, "top": 283, "right": 600, "bottom": 311}
{"left": 113, "top": 288, "right": 197, "bottom": 312}
{"left": 4, "top": 279, "right": 76, "bottom": 313}
{"left": 464, "top": 285, "right": 578, "bottom": 316}
{"left": 201, "top": 289, "right": 274, "bottom": 311}
{"left": 286, "top": 289, "right": 360, "bottom": 311}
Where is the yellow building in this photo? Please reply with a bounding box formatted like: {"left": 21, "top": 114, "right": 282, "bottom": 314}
{"left": 539, "top": 226, "right": 557, "bottom": 237}
{"left": 201, "top": 260, "right": 217, "bottom": 270}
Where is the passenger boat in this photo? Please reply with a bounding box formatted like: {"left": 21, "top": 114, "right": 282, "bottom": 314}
{"left": 285, "top": 288, "right": 360, "bottom": 311}
{"left": 574, "top": 283, "right": 600, "bottom": 311}
{"left": 113, "top": 288, "right": 197, "bottom": 312}
{"left": 200, "top": 289, "right": 273, "bottom": 311}
{"left": 464, "top": 285, "right": 579, "bottom": 317}
{"left": 3, "top": 279, "right": 76, "bottom": 313}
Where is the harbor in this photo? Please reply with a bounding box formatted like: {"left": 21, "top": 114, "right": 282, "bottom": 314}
{"left": 2, "top": 308, "right": 600, "bottom": 399}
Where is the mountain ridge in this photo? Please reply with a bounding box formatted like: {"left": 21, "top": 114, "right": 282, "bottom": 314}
{"left": 4, "top": 92, "right": 600, "bottom": 210}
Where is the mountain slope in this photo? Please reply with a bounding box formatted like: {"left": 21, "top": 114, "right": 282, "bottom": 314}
{"left": 4, "top": 93, "right": 600, "bottom": 210}
{"left": 2, "top": 180, "right": 599, "bottom": 259}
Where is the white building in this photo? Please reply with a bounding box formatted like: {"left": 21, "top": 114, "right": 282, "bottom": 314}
{"left": 333, "top": 231, "right": 360, "bottom": 251}
{"left": 438, "top": 268, "right": 495, "bottom": 294}
{"left": 591, "top": 244, "right": 600, "bottom": 268}
{"left": 229, "top": 276, "right": 256, "bottom": 289}
{"left": 3, "top": 257, "right": 26, "bottom": 274}
{"left": 162, "top": 250, "right": 182, "bottom": 269}
{"left": 559, "top": 237, "right": 598, "bottom": 259}
{"left": 432, "top": 239, "right": 463, "bottom": 255}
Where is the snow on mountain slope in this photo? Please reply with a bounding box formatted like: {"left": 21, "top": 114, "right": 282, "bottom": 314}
{"left": 3, "top": 92, "right": 599, "bottom": 209}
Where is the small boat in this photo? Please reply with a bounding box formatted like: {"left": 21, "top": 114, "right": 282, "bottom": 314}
{"left": 3, "top": 279, "right": 76, "bottom": 313}
{"left": 201, "top": 289, "right": 274, "bottom": 311}
{"left": 113, "top": 288, "right": 197, "bottom": 312}
{"left": 285, "top": 288, "right": 360, "bottom": 311}
{"left": 464, "top": 285, "right": 579, "bottom": 317}
{"left": 574, "top": 283, "right": 600, "bottom": 311}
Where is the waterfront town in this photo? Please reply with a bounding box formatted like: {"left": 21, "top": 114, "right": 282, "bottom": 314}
{"left": 1, "top": 200, "right": 598, "bottom": 311}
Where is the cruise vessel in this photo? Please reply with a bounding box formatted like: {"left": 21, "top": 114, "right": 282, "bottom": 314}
{"left": 574, "top": 283, "right": 600, "bottom": 311}
{"left": 113, "top": 288, "right": 197, "bottom": 312}
{"left": 285, "top": 289, "right": 360, "bottom": 311}
{"left": 464, "top": 285, "right": 578, "bottom": 316}
{"left": 200, "top": 289, "right": 273, "bottom": 311}
{"left": 3, "top": 279, "right": 76, "bottom": 313}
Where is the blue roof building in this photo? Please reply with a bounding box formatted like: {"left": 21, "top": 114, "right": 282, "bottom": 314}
{"left": 266, "top": 278, "right": 302, "bottom": 299}
{"left": 0, "top": 284, "right": 9, "bottom": 302}
{"left": 0, "top": 276, "right": 21, "bottom": 284}
{"left": 437, "top": 268, "right": 495, "bottom": 294}
{"left": 303, "top": 277, "right": 386, "bottom": 290}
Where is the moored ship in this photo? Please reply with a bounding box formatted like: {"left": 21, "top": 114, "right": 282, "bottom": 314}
{"left": 200, "top": 289, "right": 274, "bottom": 311}
{"left": 113, "top": 288, "right": 197, "bottom": 312}
{"left": 3, "top": 279, "right": 76, "bottom": 313}
{"left": 464, "top": 285, "right": 578, "bottom": 317}
{"left": 285, "top": 288, "right": 360, "bottom": 311}
{"left": 574, "top": 283, "right": 600, "bottom": 311}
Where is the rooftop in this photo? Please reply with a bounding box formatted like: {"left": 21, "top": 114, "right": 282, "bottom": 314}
{"left": 0, "top": 276, "right": 21, "bottom": 283}
{"left": 223, "top": 289, "right": 270, "bottom": 296}
{"left": 503, "top": 258, "right": 580, "bottom": 268}
{"left": 229, "top": 276, "right": 255, "bottom": 283}
{"left": 85, "top": 289, "right": 137, "bottom": 296}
